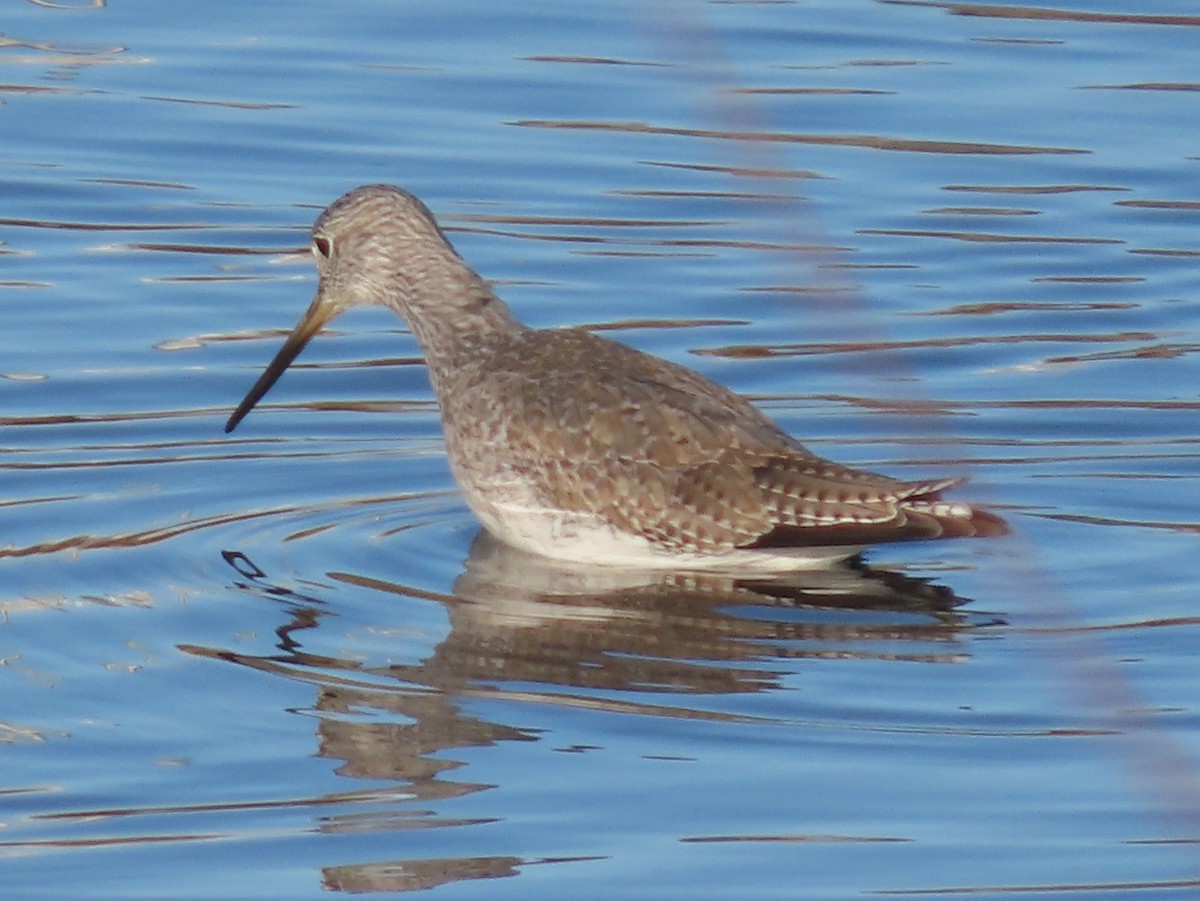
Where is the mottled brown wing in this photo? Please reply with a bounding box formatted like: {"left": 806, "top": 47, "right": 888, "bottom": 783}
{"left": 743, "top": 456, "right": 1006, "bottom": 547}
{"left": 488, "top": 327, "right": 798, "bottom": 461}
{"left": 458, "top": 327, "right": 999, "bottom": 551}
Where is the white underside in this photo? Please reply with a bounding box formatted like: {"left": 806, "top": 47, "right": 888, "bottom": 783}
{"left": 469, "top": 498, "right": 859, "bottom": 572}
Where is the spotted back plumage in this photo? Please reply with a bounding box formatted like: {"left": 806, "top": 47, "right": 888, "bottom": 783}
{"left": 437, "top": 326, "right": 1003, "bottom": 555}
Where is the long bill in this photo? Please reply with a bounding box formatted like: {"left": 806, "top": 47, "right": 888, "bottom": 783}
{"left": 224, "top": 296, "right": 334, "bottom": 433}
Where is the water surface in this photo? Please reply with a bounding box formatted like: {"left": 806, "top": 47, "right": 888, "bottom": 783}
{"left": 2, "top": 1, "right": 1199, "bottom": 898}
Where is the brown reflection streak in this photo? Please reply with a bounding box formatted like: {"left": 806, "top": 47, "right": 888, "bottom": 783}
{"left": 827, "top": 263, "right": 919, "bottom": 271}
{"left": 456, "top": 685, "right": 770, "bottom": 724}
{"left": 130, "top": 242, "right": 302, "bottom": 255}
{"left": 1115, "top": 200, "right": 1200, "bottom": 211}
{"left": 838, "top": 59, "right": 933, "bottom": 68}
{"left": 1030, "top": 276, "right": 1142, "bottom": 284}
{"left": 641, "top": 159, "right": 823, "bottom": 180}
{"left": 450, "top": 213, "right": 723, "bottom": 228}
{"left": 450, "top": 225, "right": 608, "bottom": 246}
{"left": 584, "top": 317, "right": 749, "bottom": 332}
{"left": 804, "top": 393, "right": 1200, "bottom": 421}
{"left": 614, "top": 189, "right": 802, "bottom": 201}
{"left": 85, "top": 177, "right": 195, "bottom": 190}
{"left": 858, "top": 228, "right": 1121, "bottom": 245}
{"left": 1047, "top": 343, "right": 1198, "bottom": 364}
{"left": 924, "top": 207, "right": 1038, "bottom": 216}
{"left": 1040, "top": 512, "right": 1200, "bottom": 536}
{"left": 683, "top": 833, "right": 910, "bottom": 844}
{"left": 323, "top": 856, "right": 523, "bottom": 894}
{"left": 0, "top": 511, "right": 278, "bottom": 559}
{"left": 0, "top": 834, "right": 218, "bottom": 850}
{"left": 1019, "top": 614, "right": 1200, "bottom": 636}
{"left": 973, "top": 37, "right": 1063, "bottom": 45}
{"left": 962, "top": 397, "right": 1200, "bottom": 412}
{"left": 658, "top": 238, "right": 848, "bottom": 252}
{"left": 510, "top": 120, "right": 1085, "bottom": 155}
{"left": 456, "top": 224, "right": 843, "bottom": 253}
{"left": 0, "top": 407, "right": 211, "bottom": 428}
{"left": 0, "top": 492, "right": 428, "bottom": 560}
{"left": 141, "top": 95, "right": 298, "bottom": 110}
{"left": 324, "top": 854, "right": 604, "bottom": 894}
{"left": 698, "top": 330, "right": 1159, "bottom": 359}
{"left": 881, "top": 1, "right": 1200, "bottom": 27}
{"left": 0, "top": 494, "right": 81, "bottom": 510}
{"left": 726, "top": 87, "right": 895, "bottom": 96}
{"left": 35, "top": 787, "right": 425, "bottom": 823}
{"left": 576, "top": 249, "right": 710, "bottom": 259}
{"left": 1085, "top": 83, "right": 1200, "bottom": 92}
{"left": 180, "top": 642, "right": 460, "bottom": 696}
{"left": 0, "top": 218, "right": 214, "bottom": 232}
{"left": 943, "top": 184, "right": 1127, "bottom": 194}
{"left": 149, "top": 275, "right": 282, "bottom": 284}
{"left": 0, "top": 83, "right": 83, "bottom": 94}
{"left": 0, "top": 393, "right": 433, "bottom": 427}
{"left": 918, "top": 301, "right": 1138, "bottom": 315}
{"left": 1131, "top": 248, "right": 1200, "bottom": 257}
{"left": 741, "top": 285, "right": 858, "bottom": 295}
{"left": 521, "top": 54, "right": 667, "bottom": 67}
{"left": 879, "top": 877, "right": 1200, "bottom": 895}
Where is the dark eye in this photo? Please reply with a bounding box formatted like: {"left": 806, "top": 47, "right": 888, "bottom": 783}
{"left": 312, "top": 235, "right": 332, "bottom": 260}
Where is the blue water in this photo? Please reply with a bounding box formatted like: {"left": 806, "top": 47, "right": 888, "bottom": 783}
{"left": 2, "top": 1, "right": 1199, "bottom": 898}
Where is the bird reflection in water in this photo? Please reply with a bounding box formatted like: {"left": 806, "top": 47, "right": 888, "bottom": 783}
{"left": 183, "top": 540, "right": 999, "bottom": 894}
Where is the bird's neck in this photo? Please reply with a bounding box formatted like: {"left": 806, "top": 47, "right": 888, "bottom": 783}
{"left": 402, "top": 269, "right": 526, "bottom": 391}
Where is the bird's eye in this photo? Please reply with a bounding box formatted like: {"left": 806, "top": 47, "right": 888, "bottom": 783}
{"left": 312, "top": 235, "right": 332, "bottom": 260}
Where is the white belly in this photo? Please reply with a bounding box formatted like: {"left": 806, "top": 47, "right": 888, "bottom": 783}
{"left": 468, "top": 494, "right": 856, "bottom": 572}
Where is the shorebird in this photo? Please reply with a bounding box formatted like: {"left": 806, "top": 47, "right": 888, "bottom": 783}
{"left": 225, "top": 184, "right": 1005, "bottom": 570}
